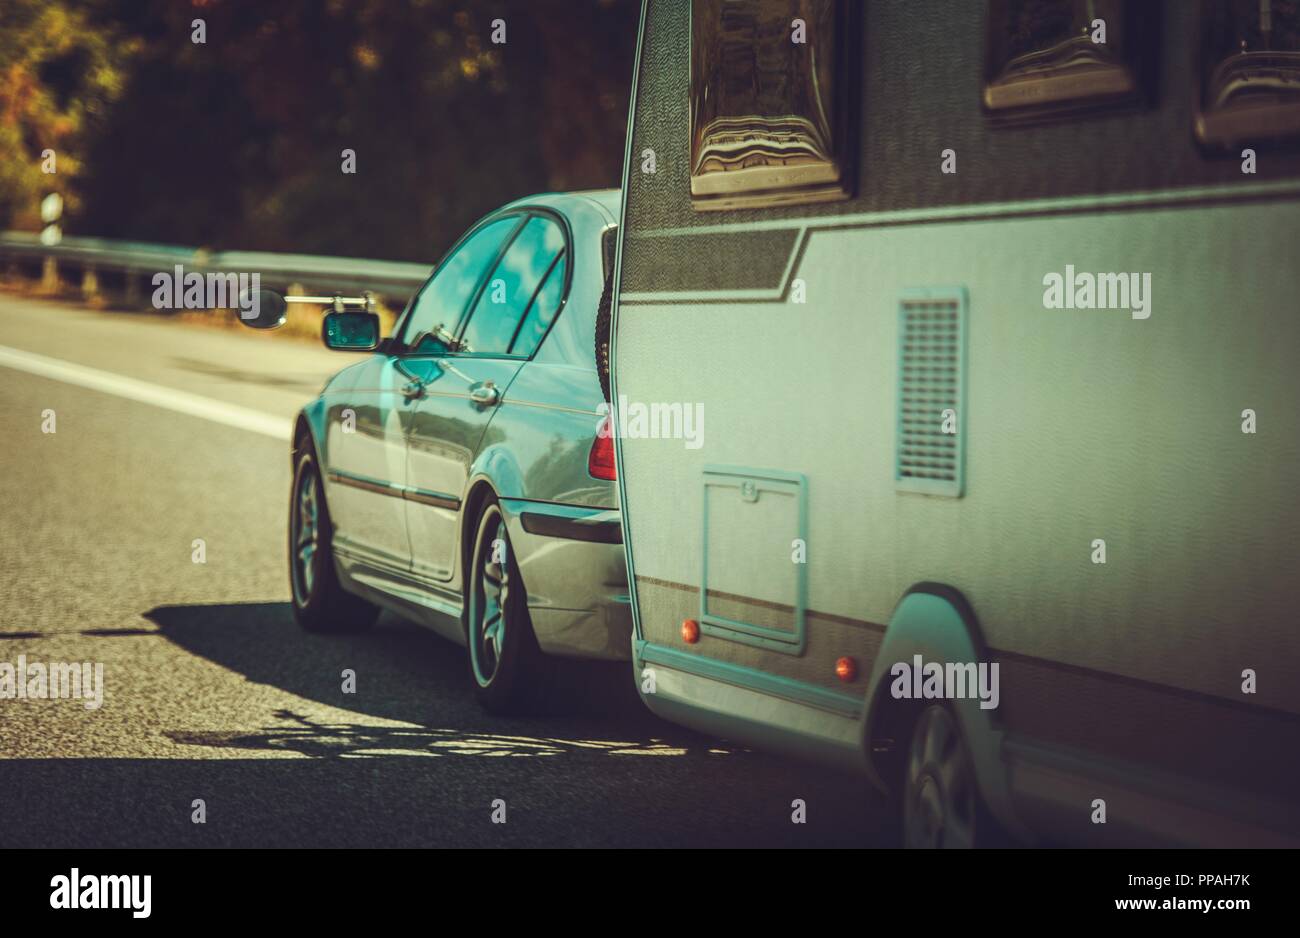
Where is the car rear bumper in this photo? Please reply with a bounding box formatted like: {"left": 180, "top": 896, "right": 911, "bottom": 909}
{"left": 498, "top": 498, "right": 632, "bottom": 660}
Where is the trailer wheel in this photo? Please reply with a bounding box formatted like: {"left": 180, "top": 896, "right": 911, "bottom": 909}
{"left": 902, "top": 704, "right": 997, "bottom": 848}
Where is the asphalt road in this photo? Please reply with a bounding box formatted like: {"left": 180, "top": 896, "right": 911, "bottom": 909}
{"left": 0, "top": 293, "right": 889, "bottom": 847}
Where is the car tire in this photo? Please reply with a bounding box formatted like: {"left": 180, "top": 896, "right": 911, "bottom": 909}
{"left": 902, "top": 703, "right": 1003, "bottom": 848}
{"left": 464, "top": 498, "right": 553, "bottom": 714}
{"left": 289, "top": 443, "right": 380, "bottom": 634}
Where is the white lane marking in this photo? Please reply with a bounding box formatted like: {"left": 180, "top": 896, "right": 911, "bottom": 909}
{"left": 0, "top": 343, "right": 293, "bottom": 439}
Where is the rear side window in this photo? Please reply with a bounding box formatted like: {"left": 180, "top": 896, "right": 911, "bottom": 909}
{"left": 459, "top": 215, "right": 565, "bottom": 356}
{"left": 509, "top": 251, "right": 567, "bottom": 357}
{"left": 401, "top": 215, "right": 521, "bottom": 353}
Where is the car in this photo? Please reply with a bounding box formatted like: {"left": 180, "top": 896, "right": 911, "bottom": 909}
{"left": 247, "top": 189, "right": 630, "bottom": 713}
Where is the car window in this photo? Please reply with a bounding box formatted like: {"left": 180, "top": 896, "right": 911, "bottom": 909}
{"left": 459, "top": 215, "right": 565, "bottom": 356}
{"left": 401, "top": 216, "right": 521, "bottom": 353}
{"left": 509, "top": 250, "right": 566, "bottom": 357}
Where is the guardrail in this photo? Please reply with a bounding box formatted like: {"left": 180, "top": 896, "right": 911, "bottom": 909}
{"left": 0, "top": 231, "right": 431, "bottom": 307}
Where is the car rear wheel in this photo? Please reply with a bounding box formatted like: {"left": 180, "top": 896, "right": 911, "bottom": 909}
{"left": 465, "top": 499, "right": 552, "bottom": 713}
{"left": 902, "top": 704, "right": 994, "bottom": 848}
{"left": 289, "top": 444, "right": 380, "bottom": 634}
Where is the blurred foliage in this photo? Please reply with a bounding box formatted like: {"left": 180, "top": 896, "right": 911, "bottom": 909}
{"left": 1, "top": 0, "right": 636, "bottom": 262}
{"left": 0, "top": 0, "right": 138, "bottom": 229}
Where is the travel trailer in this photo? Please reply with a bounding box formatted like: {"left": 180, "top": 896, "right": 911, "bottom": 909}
{"left": 607, "top": 0, "right": 1300, "bottom": 846}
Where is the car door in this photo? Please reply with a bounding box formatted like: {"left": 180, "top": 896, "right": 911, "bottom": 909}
{"left": 405, "top": 213, "right": 569, "bottom": 583}
{"left": 321, "top": 351, "right": 419, "bottom": 569}
{"left": 327, "top": 214, "right": 522, "bottom": 574}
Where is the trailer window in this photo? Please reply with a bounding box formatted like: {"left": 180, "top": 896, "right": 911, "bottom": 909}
{"left": 982, "top": 0, "right": 1141, "bottom": 122}
{"left": 689, "top": 0, "right": 853, "bottom": 211}
{"left": 1195, "top": 0, "right": 1300, "bottom": 148}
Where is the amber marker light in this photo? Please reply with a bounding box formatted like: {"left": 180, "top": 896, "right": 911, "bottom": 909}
{"left": 835, "top": 656, "right": 857, "bottom": 682}
{"left": 682, "top": 619, "right": 700, "bottom": 644}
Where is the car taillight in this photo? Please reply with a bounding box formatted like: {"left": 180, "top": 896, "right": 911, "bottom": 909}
{"left": 588, "top": 417, "right": 617, "bottom": 480}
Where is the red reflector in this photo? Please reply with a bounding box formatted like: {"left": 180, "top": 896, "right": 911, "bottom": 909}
{"left": 835, "top": 656, "right": 857, "bottom": 682}
{"left": 588, "top": 417, "right": 617, "bottom": 480}
{"left": 682, "top": 619, "right": 700, "bottom": 644}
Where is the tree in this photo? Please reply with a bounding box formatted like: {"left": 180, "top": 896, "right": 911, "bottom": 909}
{"left": 0, "top": 0, "right": 136, "bottom": 229}
{"left": 72, "top": 0, "right": 638, "bottom": 262}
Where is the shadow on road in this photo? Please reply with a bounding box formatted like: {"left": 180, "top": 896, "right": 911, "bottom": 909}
{"left": 0, "top": 753, "right": 887, "bottom": 848}
{"left": 164, "top": 711, "right": 699, "bottom": 760}
{"left": 0, "top": 602, "right": 889, "bottom": 847}
{"left": 143, "top": 600, "right": 715, "bottom": 755}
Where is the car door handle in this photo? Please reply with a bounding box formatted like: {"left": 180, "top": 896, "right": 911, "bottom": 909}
{"left": 402, "top": 380, "right": 425, "bottom": 399}
{"left": 468, "top": 381, "right": 500, "bottom": 406}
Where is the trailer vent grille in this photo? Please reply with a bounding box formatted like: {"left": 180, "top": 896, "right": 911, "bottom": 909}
{"left": 896, "top": 289, "right": 967, "bottom": 497}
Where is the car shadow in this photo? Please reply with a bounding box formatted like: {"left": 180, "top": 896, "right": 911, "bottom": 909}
{"left": 0, "top": 601, "right": 889, "bottom": 847}
{"left": 0, "top": 752, "right": 887, "bottom": 848}
{"left": 143, "top": 600, "right": 708, "bottom": 756}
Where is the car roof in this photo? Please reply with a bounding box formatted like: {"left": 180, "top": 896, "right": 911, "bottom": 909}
{"left": 500, "top": 188, "right": 620, "bottom": 224}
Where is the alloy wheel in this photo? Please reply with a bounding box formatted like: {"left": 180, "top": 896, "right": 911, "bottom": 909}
{"left": 904, "top": 705, "right": 978, "bottom": 848}
{"left": 291, "top": 461, "right": 320, "bottom": 606}
{"left": 469, "top": 513, "right": 510, "bottom": 688}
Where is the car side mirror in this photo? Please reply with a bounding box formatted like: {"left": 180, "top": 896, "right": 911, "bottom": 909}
{"left": 323, "top": 311, "right": 380, "bottom": 351}
{"left": 237, "top": 289, "right": 288, "bottom": 329}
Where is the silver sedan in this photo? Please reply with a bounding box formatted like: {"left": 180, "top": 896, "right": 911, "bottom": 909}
{"left": 249, "top": 190, "right": 629, "bottom": 713}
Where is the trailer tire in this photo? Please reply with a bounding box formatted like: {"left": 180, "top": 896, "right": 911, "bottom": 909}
{"left": 902, "top": 703, "right": 1006, "bottom": 848}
